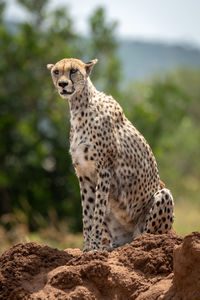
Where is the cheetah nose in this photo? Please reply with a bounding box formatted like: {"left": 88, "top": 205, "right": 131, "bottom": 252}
{"left": 58, "top": 81, "right": 68, "bottom": 88}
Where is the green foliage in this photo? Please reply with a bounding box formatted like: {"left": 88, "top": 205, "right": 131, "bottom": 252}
{"left": 0, "top": 0, "right": 83, "bottom": 231}
{"left": 0, "top": 1, "right": 122, "bottom": 233}
{"left": 88, "top": 7, "right": 121, "bottom": 97}
{"left": 121, "top": 70, "right": 200, "bottom": 207}
{"left": 123, "top": 76, "right": 189, "bottom": 151}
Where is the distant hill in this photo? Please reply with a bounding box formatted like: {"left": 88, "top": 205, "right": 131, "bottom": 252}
{"left": 118, "top": 40, "right": 200, "bottom": 81}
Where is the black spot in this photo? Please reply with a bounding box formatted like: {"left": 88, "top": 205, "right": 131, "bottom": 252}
{"left": 161, "top": 198, "right": 165, "bottom": 204}
{"left": 99, "top": 209, "right": 103, "bottom": 216}
{"left": 79, "top": 177, "right": 83, "bottom": 182}
{"left": 153, "top": 213, "right": 157, "bottom": 219}
{"left": 152, "top": 221, "right": 156, "bottom": 226}
{"left": 85, "top": 176, "right": 91, "bottom": 182}
{"left": 83, "top": 189, "right": 87, "bottom": 194}
{"left": 165, "top": 194, "right": 169, "bottom": 200}
{"left": 156, "top": 201, "right": 160, "bottom": 207}
{"left": 90, "top": 186, "right": 95, "bottom": 193}
{"left": 165, "top": 224, "right": 168, "bottom": 229}
{"left": 84, "top": 147, "right": 88, "bottom": 153}
{"left": 159, "top": 209, "right": 162, "bottom": 215}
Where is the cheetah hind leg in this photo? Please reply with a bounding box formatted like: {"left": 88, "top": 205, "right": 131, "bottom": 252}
{"left": 143, "top": 188, "right": 174, "bottom": 234}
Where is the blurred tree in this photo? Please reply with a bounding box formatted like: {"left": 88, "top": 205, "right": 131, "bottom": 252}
{"left": 0, "top": 0, "right": 82, "bottom": 230}
{"left": 17, "top": 0, "right": 48, "bottom": 27}
{"left": 171, "top": 69, "right": 200, "bottom": 123}
{"left": 88, "top": 7, "right": 121, "bottom": 98}
{"left": 126, "top": 77, "right": 189, "bottom": 151}
{"left": 122, "top": 71, "right": 200, "bottom": 205}
{"left": 0, "top": 0, "right": 5, "bottom": 21}
{"left": 0, "top": 2, "right": 122, "bottom": 232}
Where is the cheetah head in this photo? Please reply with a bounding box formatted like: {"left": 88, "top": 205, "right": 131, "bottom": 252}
{"left": 47, "top": 58, "right": 98, "bottom": 99}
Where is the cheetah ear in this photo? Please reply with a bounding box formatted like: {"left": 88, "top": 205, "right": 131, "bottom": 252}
{"left": 85, "top": 59, "right": 98, "bottom": 76}
{"left": 47, "top": 64, "right": 54, "bottom": 71}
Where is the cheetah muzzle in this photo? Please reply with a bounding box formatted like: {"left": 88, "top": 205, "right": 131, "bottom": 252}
{"left": 47, "top": 57, "right": 175, "bottom": 252}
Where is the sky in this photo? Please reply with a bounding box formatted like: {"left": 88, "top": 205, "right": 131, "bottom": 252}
{"left": 5, "top": 0, "right": 200, "bottom": 47}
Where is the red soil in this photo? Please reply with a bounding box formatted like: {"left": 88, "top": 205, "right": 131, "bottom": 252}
{"left": 0, "top": 231, "right": 199, "bottom": 300}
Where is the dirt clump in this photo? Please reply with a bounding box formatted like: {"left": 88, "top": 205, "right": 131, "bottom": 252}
{"left": 173, "top": 231, "right": 200, "bottom": 300}
{"left": 0, "top": 231, "right": 199, "bottom": 300}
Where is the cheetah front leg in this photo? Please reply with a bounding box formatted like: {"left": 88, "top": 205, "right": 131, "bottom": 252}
{"left": 78, "top": 177, "right": 96, "bottom": 252}
{"left": 90, "top": 169, "right": 111, "bottom": 251}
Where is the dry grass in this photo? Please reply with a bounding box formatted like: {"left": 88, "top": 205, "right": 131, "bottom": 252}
{"left": 0, "top": 219, "right": 83, "bottom": 255}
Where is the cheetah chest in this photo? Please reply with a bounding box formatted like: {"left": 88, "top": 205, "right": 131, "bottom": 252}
{"left": 70, "top": 130, "right": 96, "bottom": 179}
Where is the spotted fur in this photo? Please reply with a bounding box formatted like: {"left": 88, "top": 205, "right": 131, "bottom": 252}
{"left": 47, "top": 58, "right": 174, "bottom": 251}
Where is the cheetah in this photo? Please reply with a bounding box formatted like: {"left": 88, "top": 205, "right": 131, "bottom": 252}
{"left": 47, "top": 58, "right": 174, "bottom": 251}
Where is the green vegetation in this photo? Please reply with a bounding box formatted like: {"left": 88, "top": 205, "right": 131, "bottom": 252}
{"left": 0, "top": 0, "right": 199, "bottom": 253}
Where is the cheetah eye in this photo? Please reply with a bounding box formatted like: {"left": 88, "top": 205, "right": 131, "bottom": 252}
{"left": 70, "top": 68, "right": 78, "bottom": 74}
{"left": 53, "top": 69, "right": 59, "bottom": 75}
